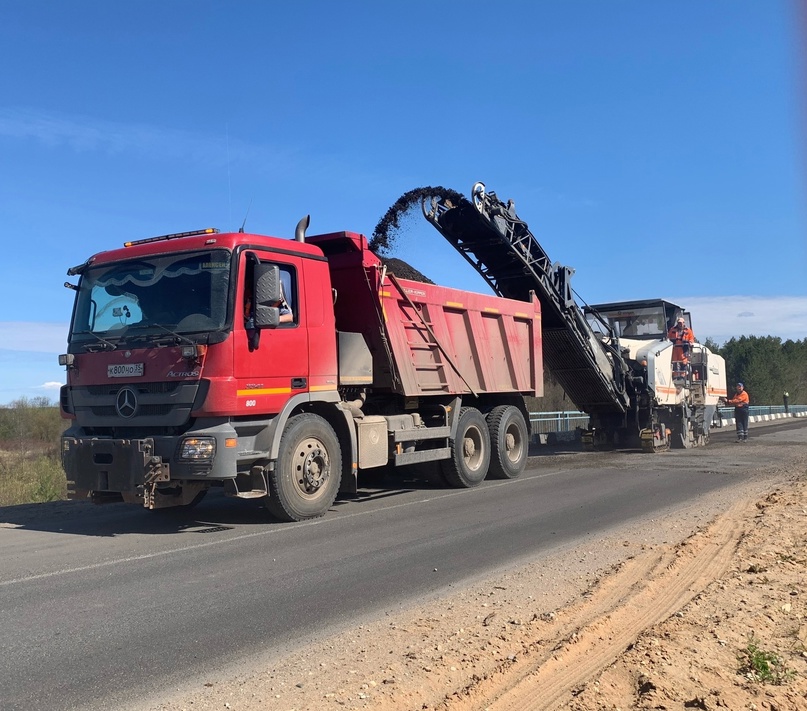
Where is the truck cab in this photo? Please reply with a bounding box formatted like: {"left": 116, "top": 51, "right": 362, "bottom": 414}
{"left": 60, "top": 228, "right": 340, "bottom": 510}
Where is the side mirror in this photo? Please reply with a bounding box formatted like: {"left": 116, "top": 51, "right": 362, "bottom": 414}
{"left": 255, "top": 305, "right": 280, "bottom": 328}
{"left": 253, "top": 263, "right": 283, "bottom": 329}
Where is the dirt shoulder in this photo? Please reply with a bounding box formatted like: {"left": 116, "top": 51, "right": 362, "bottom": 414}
{"left": 151, "top": 425, "right": 807, "bottom": 711}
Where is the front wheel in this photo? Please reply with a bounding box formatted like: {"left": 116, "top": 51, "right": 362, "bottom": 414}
{"left": 266, "top": 413, "right": 342, "bottom": 522}
{"left": 487, "top": 405, "right": 528, "bottom": 479}
{"left": 440, "top": 407, "right": 491, "bottom": 488}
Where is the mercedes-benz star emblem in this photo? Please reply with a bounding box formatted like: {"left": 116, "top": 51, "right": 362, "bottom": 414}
{"left": 116, "top": 387, "right": 138, "bottom": 418}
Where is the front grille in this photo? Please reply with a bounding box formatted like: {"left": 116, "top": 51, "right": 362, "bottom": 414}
{"left": 90, "top": 405, "right": 174, "bottom": 417}
{"left": 88, "top": 382, "right": 182, "bottom": 397}
{"left": 72, "top": 380, "right": 201, "bottom": 428}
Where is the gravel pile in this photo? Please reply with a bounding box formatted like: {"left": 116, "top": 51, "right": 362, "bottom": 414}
{"left": 380, "top": 257, "right": 434, "bottom": 284}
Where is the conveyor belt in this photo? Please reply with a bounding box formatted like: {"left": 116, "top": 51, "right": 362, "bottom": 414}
{"left": 423, "top": 183, "right": 629, "bottom": 416}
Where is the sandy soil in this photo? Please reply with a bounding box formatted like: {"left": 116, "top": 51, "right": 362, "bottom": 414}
{"left": 152, "top": 425, "right": 807, "bottom": 711}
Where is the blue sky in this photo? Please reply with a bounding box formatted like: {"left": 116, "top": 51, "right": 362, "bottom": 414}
{"left": 1, "top": 1, "right": 805, "bottom": 405}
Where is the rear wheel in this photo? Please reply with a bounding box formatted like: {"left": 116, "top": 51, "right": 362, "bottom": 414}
{"left": 266, "top": 413, "right": 342, "bottom": 522}
{"left": 440, "top": 407, "right": 491, "bottom": 488}
{"left": 487, "top": 405, "right": 528, "bottom": 479}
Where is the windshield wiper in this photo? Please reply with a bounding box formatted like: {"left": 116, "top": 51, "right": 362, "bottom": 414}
{"left": 73, "top": 331, "right": 118, "bottom": 352}
{"left": 147, "top": 323, "right": 196, "bottom": 347}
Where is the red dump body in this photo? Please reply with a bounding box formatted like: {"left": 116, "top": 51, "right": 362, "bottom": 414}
{"left": 310, "top": 231, "right": 543, "bottom": 399}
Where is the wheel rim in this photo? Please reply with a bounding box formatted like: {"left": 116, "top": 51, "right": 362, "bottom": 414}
{"left": 462, "top": 426, "right": 485, "bottom": 471}
{"left": 294, "top": 437, "right": 330, "bottom": 498}
{"left": 504, "top": 422, "right": 524, "bottom": 463}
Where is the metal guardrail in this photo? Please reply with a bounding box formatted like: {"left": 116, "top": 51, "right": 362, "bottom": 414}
{"left": 530, "top": 406, "right": 807, "bottom": 434}
{"left": 717, "top": 405, "right": 807, "bottom": 419}
{"left": 529, "top": 410, "right": 589, "bottom": 434}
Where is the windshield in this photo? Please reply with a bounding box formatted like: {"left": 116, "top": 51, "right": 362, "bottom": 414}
{"left": 70, "top": 249, "right": 232, "bottom": 344}
{"left": 588, "top": 305, "right": 667, "bottom": 339}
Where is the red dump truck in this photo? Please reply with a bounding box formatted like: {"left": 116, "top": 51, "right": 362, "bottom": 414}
{"left": 59, "top": 222, "right": 542, "bottom": 520}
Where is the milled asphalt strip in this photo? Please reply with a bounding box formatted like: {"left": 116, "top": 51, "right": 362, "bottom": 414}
{"left": 0, "top": 467, "right": 567, "bottom": 588}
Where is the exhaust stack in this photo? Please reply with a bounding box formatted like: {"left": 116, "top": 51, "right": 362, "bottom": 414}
{"left": 295, "top": 215, "right": 310, "bottom": 242}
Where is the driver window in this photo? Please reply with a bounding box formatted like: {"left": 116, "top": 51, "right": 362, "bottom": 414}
{"left": 244, "top": 259, "right": 296, "bottom": 327}
{"left": 277, "top": 268, "right": 294, "bottom": 323}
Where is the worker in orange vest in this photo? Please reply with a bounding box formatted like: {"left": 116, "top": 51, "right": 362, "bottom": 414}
{"left": 726, "top": 382, "right": 750, "bottom": 441}
{"left": 667, "top": 317, "right": 695, "bottom": 379}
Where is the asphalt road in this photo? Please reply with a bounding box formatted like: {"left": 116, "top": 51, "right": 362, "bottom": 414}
{"left": 1, "top": 420, "right": 804, "bottom": 711}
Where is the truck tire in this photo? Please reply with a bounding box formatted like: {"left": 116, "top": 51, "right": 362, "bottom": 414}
{"left": 440, "top": 407, "right": 491, "bottom": 488}
{"left": 266, "top": 413, "right": 342, "bottom": 522}
{"left": 486, "top": 405, "right": 528, "bottom": 479}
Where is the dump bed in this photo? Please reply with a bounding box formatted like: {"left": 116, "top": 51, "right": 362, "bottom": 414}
{"left": 309, "top": 231, "right": 543, "bottom": 398}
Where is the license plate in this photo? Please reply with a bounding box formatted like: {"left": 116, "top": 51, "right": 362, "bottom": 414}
{"left": 107, "top": 363, "right": 144, "bottom": 378}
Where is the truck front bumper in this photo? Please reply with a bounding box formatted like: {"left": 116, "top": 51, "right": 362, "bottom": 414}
{"left": 63, "top": 436, "right": 157, "bottom": 497}
{"left": 61, "top": 421, "right": 239, "bottom": 497}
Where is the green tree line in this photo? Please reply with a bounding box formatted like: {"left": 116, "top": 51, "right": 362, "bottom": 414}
{"left": 704, "top": 336, "right": 807, "bottom": 407}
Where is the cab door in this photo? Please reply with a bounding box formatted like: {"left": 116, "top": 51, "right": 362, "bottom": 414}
{"left": 233, "top": 250, "right": 309, "bottom": 415}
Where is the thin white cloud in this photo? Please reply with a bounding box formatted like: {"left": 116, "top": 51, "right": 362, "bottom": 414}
{"left": 670, "top": 295, "right": 807, "bottom": 345}
{"left": 0, "top": 107, "right": 294, "bottom": 168}
{"left": 0, "top": 348, "right": 65, "bottom": 405}
{"left": 0, "top": 322, "right": 68, "bottom": 353}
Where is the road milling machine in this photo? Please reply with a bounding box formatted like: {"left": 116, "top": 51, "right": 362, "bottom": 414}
{"left": 423, "top": 182, "right": 727, "bottom": 451}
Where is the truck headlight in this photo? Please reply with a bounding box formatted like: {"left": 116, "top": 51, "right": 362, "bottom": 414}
{"left": 180, "top": 437, "right": 216, "bottom": 460}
